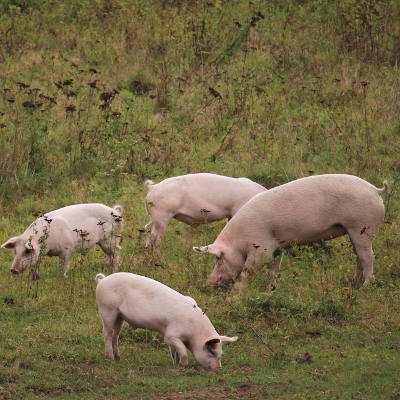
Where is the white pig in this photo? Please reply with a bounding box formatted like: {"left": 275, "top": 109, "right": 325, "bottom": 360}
{"left": 1, "top": 203, "right": 123, "bottom": 276}
{"left": 144, "top": 173, "right": 266, "bottom": 247}
{"left": 193, "top": 174, "right": 386, "bottom": 288}
{"left": 95, "top": 272, "right": 238, "bottom": 371}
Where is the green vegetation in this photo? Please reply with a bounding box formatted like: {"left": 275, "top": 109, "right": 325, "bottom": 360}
{"left": 1, "top": 0, "right": 400, "bottom": 398}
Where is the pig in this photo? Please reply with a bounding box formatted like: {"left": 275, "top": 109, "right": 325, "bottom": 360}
{"left": 193, "top": 174, "right": 386, "bottom": 289}
{"left": 1, "top": 203, "right": 123, "bottom": 276}
{"left": 143, "top": 173, "right": 266, "bottom": 247}
{"left": 95, "top": 272, "right": 238, "bottom": 371}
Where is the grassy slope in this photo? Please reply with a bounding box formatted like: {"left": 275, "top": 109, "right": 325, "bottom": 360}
{"left": 0, "top": 0, "right": 400, "bottom": 399}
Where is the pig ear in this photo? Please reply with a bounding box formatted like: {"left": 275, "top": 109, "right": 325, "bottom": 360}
{"left": 219, "top": 335, "right": 238, "bottom": 344}
{"left": 207, "top": 244, "right": 222, "bottom": 258}
{"left": 1, "top": 236, "right": 19, "bottom": 249}
{"left": 204, "top": 337, "right": 221, "bottom": 353}
{"left": 193, "top": 244, "right": 222, "bottom": 258}
{"left": 193, "top": 245, "right": 209, "bottom": 253}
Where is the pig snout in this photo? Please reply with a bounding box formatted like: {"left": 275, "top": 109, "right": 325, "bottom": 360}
{"left": 207, "top": 273, "right": 233, "bottom": 288}
{"left": 207, "top": 274, "right": 221, "bottom": 287}
{"left": 209, "top": 360, "right": 222, "bottom": 372}
{"left": 10, "top": 259, "right": 26, "bottom": 274}
{"left": 10, "top": 259, "right": 29, "bottom": 275}
{"left": 10, "top": 268, "right": 20, "bottom": 275}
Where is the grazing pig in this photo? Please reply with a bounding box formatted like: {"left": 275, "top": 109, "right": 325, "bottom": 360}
{"left": 144, "top": 173, "right": 266, "bottom": 247}
{"left": 95, "top": 272, "right": 238, "bottom": 371}
{"left": 1, "top": 203, "right": 123, "bottom": 276}
{"left": 193, "top": 174, "right": 386, "bottom": 288}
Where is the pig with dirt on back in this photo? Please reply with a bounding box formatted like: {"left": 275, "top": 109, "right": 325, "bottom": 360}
{"left": 1, "top": 203, "right": 123, "bottom": 276}
{"left": 144, "top": 173, "right": 266, "bottom": 247}
{"left": 193, "top": 174, "right": 386, "bottom": 289}
{"left": 95, "top": 272, "right": 238, "bottom": 371}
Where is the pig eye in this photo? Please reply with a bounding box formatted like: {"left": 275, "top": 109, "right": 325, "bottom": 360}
{"left": 25, "top": 247, "right": 33, "bottom": 254}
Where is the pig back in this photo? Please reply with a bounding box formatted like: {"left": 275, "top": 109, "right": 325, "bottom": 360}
{"left": 217, "top": 174, "right": 385, "bottom": 245}
{"left": 150, "top": 173, "right": 265, "bottom": 215}
{"left": 47, "top": 203, "right": 115, "bottom": 224}
{"left": 96, "top": 273, "right": 216, "bottom": 334}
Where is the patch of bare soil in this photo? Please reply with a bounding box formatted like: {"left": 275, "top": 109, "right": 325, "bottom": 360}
{"left": 155, "top": 384, "right": 267, "bottom": 400}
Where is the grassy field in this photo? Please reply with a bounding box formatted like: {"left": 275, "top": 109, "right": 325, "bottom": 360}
{"left": 1, "top": 0, "right": 400, "bottom": 399}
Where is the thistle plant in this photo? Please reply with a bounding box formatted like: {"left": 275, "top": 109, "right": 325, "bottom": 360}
{"left": 26, "top": 215, "right": 51, "bottom": 299}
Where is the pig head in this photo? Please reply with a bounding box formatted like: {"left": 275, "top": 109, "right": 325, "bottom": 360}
{"left": 1, "top": 235, "right": 41, "bottom": 274}
{"left": 191, "top": 335, "right": 238, "bottom": 371}
{"left": 193, "top": 243, "right": 246, "bottom": 287}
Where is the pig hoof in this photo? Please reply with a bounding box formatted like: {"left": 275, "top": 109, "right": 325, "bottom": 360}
{"left": 177, "top": 357, "right": 188, "bottom": 369}
{"left": 351, "top": 277, "right": 363, "bottom": 289}
{"left": 267, "top": 283, "right": 277, "bottom": 292}
{"left": 362, "top": 275, "right": 375, "bottom": 287}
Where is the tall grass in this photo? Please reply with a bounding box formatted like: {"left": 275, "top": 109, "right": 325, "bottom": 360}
{"left": 0, "top": 1, "right": 400, "bottom": 399}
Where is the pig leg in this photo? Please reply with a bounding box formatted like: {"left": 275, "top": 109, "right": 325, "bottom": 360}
{"left": 169, "top": 347, "right": 179, "bottom": 366}
{"left": 112, "top": 316, "right": 123, "bottom": 361}
{"left": 57, "top": 229, "right": 75, "bottom": 277}
{"left": 98, "top": 240, "right": 120, "bottom": 273}
{"left": 143, "top": 221, "right": 153, "bottom": 247}
{"left": 164, "top": 336, "right": 188, "bottom": 368}
{"left": 103, "top": 325, "right": 115, "bottom": 360}
{"left": 267, "top": 251, "right": 284, "bottom": 292}
{"left": 234, "top": 246, "right": 275, "bottom": 292}
{"left": 145, "top": 211, "right": 172, "bottom": 248}
{"left": 146, "top": 221, "right": 168, "bottom": 248}
{"left": 107, "top": 251, "right": 120, "bottom": 273}
{"left": 233, "top": 270, "right": 251, "bottom": 292}
{"left": 100, "top": 310, "right": 120, "bottom": 360}
{"left": 144, "top": 221, "right": 152, "bottom": 234}
{"left": 144, "top": 227, "right": 154, "bottom": 248}
{"left": 108, "top": 253, "right": 120, "bottom": 273}
{"left": 60, "top": 253, "right": 71, "bottom": 277}
{"left": 347, "top": 229, "right": 375, "bottom": 287}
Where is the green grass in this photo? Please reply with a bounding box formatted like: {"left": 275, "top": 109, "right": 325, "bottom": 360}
{"left": 1, "top": 0, "right": 400, "bottom": 399}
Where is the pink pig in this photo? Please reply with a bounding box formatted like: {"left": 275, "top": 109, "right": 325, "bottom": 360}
{"left": 194, "top": 174, "right": 386, "bottom": 288}
{"left": 1, "top": 203, "right": 123, "bottom": 276}
{"left": 95, "top": 272, "right": 238, "bottom": 371}
{"left": 144, "top": 173, "right": 266, "bottom": 247}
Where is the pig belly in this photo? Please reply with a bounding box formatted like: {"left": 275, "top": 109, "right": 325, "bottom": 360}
{"left": 174, "top": 209, "right": 228, "bottom": 226}
{"left": 279, "top": 224, "right": 347, "bottom": 247}
{"left": 47, "top": 249, "right": 62, "bottom": 256}
{"left": 118, "top": 303, "right": 168, "bottom": 332}
{"left": 312, "top": 224, "right": 347, "bottom": 242}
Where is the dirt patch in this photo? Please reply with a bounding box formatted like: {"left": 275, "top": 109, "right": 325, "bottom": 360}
{"left": 155, "top": 384, "right": 267, "bottom": 400}
{"left": 231, "top": 366, "right": 256, "bottom": 374}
